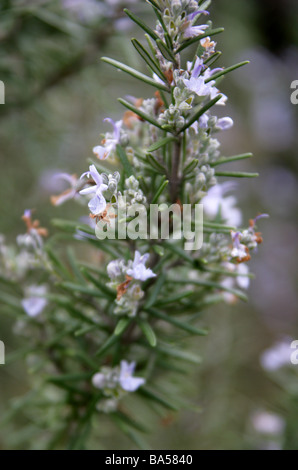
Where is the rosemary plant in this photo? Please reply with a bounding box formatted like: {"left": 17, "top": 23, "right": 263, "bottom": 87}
{"left": 0, "top": 0, "right": 267, "bottom": 449}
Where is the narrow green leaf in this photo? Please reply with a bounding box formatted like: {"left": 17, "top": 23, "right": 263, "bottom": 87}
{"left": 204, "top": 221, "right": 236, "bottom": 231}
{"left": 80, "top": 268, "right": 115, "bottom": 299}
{"left": 124, "top": 8, "right": 159, "bottom": 40}
{"left": 118, "top": 98, "right": 164, "bottom": 130}
{"left": 177, "top": 27, "right": 224, "bottom": 53}
{"left": 0, "top": 292, "right": 23, "bottom": 313}
{"left": 116, "top": 144, "right": 134, "bottom": 177}
{"left": 151, "top": 179, "right": 169, "bottom": 204}
{"left": 131, "top": 38, "right": 166, "bottom": 82}
{"left": 95, "top": 334, "right": 118, "bottom": 358}
{"left": 146, "top": 0, "right": 162, "bottom": 11}
{"left": 114, "top": 318, "right": 132, "bottom": 336}
{"left": 30, "top": 8, "right": 86, "bottom": 37}
{"left": 183, "top": 159, "right": 199, "bottom": 175}
{"left": 156, "top": 344, "right": 202, "bottom": 364}
{"left": 156, "top": 39, "right": 177, "bottom": 63}
{"left": 137, "top": 319, "right": 157, "bottom": 347}
{"left": 179, "top": 94, "right": 223, "bottom": 133}
{"left": 163, "top": 241, "right": 195, "bottom": 265}
{"left": 75, "top": 325, "right": 99, "bottom": 337}
{"left": 67, "top": 247, "right": 86, "bottom": 284}
{"left": 45, "top": 294, "right": 98, "bottom": 325}
{"left": 152, "top": 7, "right": 173, "bottom": 50}
{"left": 45, "top": 246, "right": 72, "bottom": 279}
{"left": 215, "top": 171, "right": 259, "bottom": 178}
{"left": 75, "top": 224, "right": 94, "bottom": 236}
{"left": 111, "top": 414, "right": 148, "bottom": 450}
{"left": 46, "top": 372, "right": 93, "bottom": 383}
{"left": 147, "top": 136, "right": 176, "bottom": 153}
{"left": 51, "top": 218, "right": 77, "bottom": 233}
{"left": 5, "top": 346, "right": 35, "bottom": 365}
{"left": 203, "top": 266, "right": 255, "bottom": 278}
{"left": 204, "top": 51, "right": 222, "bottom": 67}
{"left": 145, "top": 271, "right": 167, "bottom": 308}
{"left": 200, "top": 0, "right": 212, "bottom": 10}
{"left": 156, "top": 290, "right": 195, "bottom": 306}
{"left": 101, "top": 57, "right": 169, "bottom": 92}
{"left": 45, "top": 326, "right": 78, "bottom": 348}
{"left": 145, "top": 34, "right": 160, "bottom": 66}
{"left": 47, "top": 381, "right": 91, "bottom": 397}
{"left": 111, "top": 411, "right": 148, "bottom": 433}
{"left": 205, "top": 61, "right": 249, "bottom": 83}
{"left": 169, "top": 279, "right": 248, "bottom": 302}
{"left": 146, "top": 307, "right": 208, "bottom": 336}
{"left": 59, "top": 282, "right": 105, "bottom": 298}
{"left": 146, "top": 153, "right": 167, "bottom": 174}
{"left": 65, "top": 349, "right": 99, "bottom": 370}
{"left": 138, "top": 387, "right": 179, "bottom": 411}
{"left": 68, "top": 395, "right": 99, "bottom": 450}
{"left": 211, "top": 153, "right": 253, "bottom": 167}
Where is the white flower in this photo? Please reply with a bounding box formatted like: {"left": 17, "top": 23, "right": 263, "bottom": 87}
{"left": 231, "top": 231, "right": 250, "bottom": 262}
{"left": 183, "top": 58, "right": 227, "bottom": 105}
{"left": 93, "top": 118, "right": 122, "bottom": 160}
{"left": 183, "top": 75, "right": 213, "bottom": 97}
{"left": 79, "top": 164, "right": 108, "bottom": 215}
{"left": 92, "top": 372, "right": 106, "bottom": 389}
{"left": 50, "top": 173, "right": 78, "bottom": 206}
{"left": 200, "top": 37, "right": 216, "bottom": 54}
{"left": 126, "top": 251, "right": 156, "bottom": 282}
{"left": 251, "top": 411, "right": 285, "bottom": 435}
{"left": 184, "top": 58, "right": 212, "bottom": 97}
{"left": 216, "top": 117, "right": 234, "bottom": 130}
{"left": 202, "top": 182, "right": 242, "bottom": 227}
{"left": 22, "top": 285, "right": 48, "bottom": 317}
{"left": 221, "top": 263, "right": 250, "bottom": 304}
{"left": 183, "top": 11, "right": 209, "bottom": 39}
{"left": 260, "top": 340, "right": 293, "bottom": 371}
{"left": 119, "top": 360, "right": 145, "bottom": 392}
{"left": 183, "top": 24, "right": 209, "bottom": 39}
{"left": 107, "top": 260, "right": 122, "bottom": 280}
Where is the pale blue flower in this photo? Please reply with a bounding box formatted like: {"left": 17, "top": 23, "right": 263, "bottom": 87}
{"left": 216, "top": 117, "right": 234, "bottom": 130}
{"left": 260, "top": 340, "right": 292, "bottom": 371}
{"left": 231, "top": 231, "right": 249, "bottom": 261}
{"left": 183, "top": 75, "right": 213, "bottom": 97}
{"left": 22, "top": 285, "right": 48, "bottom": 317}
{"left": 80, "top": 164, "right": 108, "bottom": 215}
{"left": 183, "top": 11, "right": 209, "bottom": 39}
{"left": 202, "top": 182, "right": 242, "bottom": 227}
{"left": 93, "top": 118, "right": 122, "bottom": 160}
{"left": 126, "top": 251, "right": 156, "bottom": 282}
{"left": 184, "top": 24, "right": 209, "bottom": 39}
{"left": 50, "top": 173, "right": 78, "bottom": 206}
{"left": 119, "top": 360, "right": 145, "bottom": 392}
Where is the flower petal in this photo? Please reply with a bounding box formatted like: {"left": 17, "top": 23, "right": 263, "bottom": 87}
{"left": 88, "top": 194, "right": 106, "bottom": 215}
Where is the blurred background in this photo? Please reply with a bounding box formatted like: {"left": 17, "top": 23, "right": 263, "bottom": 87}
{"left": 0, "top": 0, "right": 298, "bottom": 449}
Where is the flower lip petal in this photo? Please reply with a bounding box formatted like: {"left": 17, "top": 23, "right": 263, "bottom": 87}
{"left": 188, "top": 10, "right": 210, "bottom": 21}
{"left": 79, "top": 185, "right": 97, "bottom": 196}
{"left": 88, "top": 164, "right": 103, "bottom": 186}
{"left": 88, "top": 194, "right": 107, "bottom": 215}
